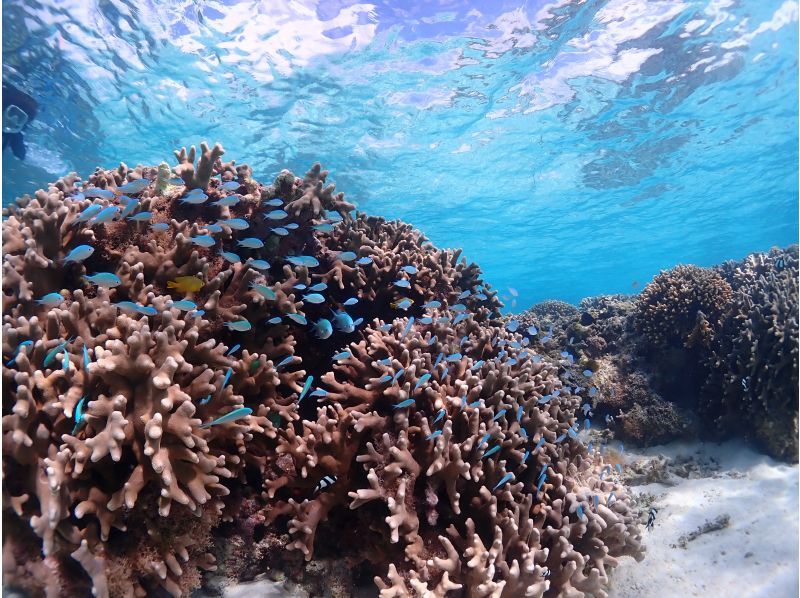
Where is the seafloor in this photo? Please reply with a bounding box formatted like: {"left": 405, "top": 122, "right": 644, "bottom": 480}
{"left": 2, "top": 144, "right": 797, "bottom": 598}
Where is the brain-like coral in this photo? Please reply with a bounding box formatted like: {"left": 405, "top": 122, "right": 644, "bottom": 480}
{"left": 3, "top": 145, "right": 644, "bottom": 597}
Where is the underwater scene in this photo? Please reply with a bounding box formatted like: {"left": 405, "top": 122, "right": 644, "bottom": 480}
{"left": 1, "top": 1, "right": 798, "bottom": 597}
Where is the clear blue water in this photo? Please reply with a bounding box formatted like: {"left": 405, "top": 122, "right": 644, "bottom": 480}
{"left": 3, "top": 0, "right": 797, "bottom": 307}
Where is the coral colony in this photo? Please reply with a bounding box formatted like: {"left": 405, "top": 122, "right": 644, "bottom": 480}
{"left": 1, "top": 142, "right": 795, "bottom": 597}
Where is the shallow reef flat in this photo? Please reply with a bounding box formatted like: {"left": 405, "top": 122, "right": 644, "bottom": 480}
{"left": 1, "top": 144, "right": 796, "bottom": 598}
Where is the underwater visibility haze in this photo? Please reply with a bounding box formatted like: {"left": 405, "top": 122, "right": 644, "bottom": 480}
{"left": 1, "top": 1, "right": 798, "bottom": 598}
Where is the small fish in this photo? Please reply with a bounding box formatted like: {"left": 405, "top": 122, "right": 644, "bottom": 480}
{"left": 168, "top": 276, "right": 204, "bottom": 293}
{"left": 251, "top": 284, "right": 277, "bottom": 300}
{"left": 401, "top": 265, "right": 418, "bottom": 274}
{"left": 172, "top": 299, "right": 197, "bottom": 311}
{"left": 117, "top": 179, "right": 150, "bottom": 194}
{"left": 217, "top": 218, "right": 249, "bottom": 231}
{"left": 287, "top": 313, "right": 307, "bottom": 325}
{"left": 82, "top": 344, "right": 91, "bottom": 369}
{"left": 247, "top": 259, "right": 271, "bottom": 270}
{"left": 90, "top": 206, "right": 121, "bottom": 225}
{"left": 423, "top": 300, "right": 441, "bottom": 309}
{"left": 394, "top": 398, "right": 416, "bottom": 409}
{"left": 200, "top": 394, "right": 212, "bottom": 405}
{"left": 450, "top": 304, "right": 467, "bottom": 312}
{"left": 330, "top": 310, "right": 354, "bottom": 333}
{"left": 520, "top": 427, "right": 528, "bottom": 439}
{"left": 433, "top": 408, "right": 446, "bottom": 424}
{"left": 378, "top": 374, "right": 393, "bottom": 384}
{"left": 427, "top": 335, "right": 438, "bottom": 346}
{"left": 567, "top": 427, "right": 578, "bottom": 440}
{"left": 414, "top": 373, "right": 432, "bottom": 391}
{"left": 577, "top": 504, "right": 584, "bottom": 520}
{"left": 356, "top": 256, "right": 373, "bottom": 265}
{"left": 474, "top": 293, "right": 488, "bottom": 300}
{"left": 391, "top": 298, "right": 414, "bottom": 310}
{"left": 379, "top": 323, "right": 393, "bottom": 332}
{"left": 619, "top": 443, "right": 624, "bottom": 454}
{"left": 70, "top": 192, "right": 86, "bottom": 201}
{"left": 74, "top": 204, "right": 103, "bottom": 224}
{"left": 333, "top": 351, "right": 351, "bottom": 361}
{"left": 84, "top": 187, "right": 116, "bottom": 200}
{"left": 36, "top": 292, "right": 65, "bottom": 307}
{"left": 588, "top": 441, "right": 594, "bottom": 453}
{"left": 534, "top": 437, "right": 546, "bottom": 453}
{"left": 458, "top": 290, "right": 471, "bottom": 300}
{"left": 453, "top": 313, "right": 469, "bottom": 325}
{"left": 434, "top": 353, "right": 445, "bottom": 368}
{"left": 72, "top": 395, "right": 87, "bottom": 434}
{"left": 294, "top": 284, "right": 308, "bottom": 290}
{"left": 303, "top": 293, "right": 326, "bottom": 304}
{"left": 492, "top": 409, "right": 507, "bottom": 422}
{"left": 127, "top": 211, "right": 152, "bottom": 222}
{"left": 266, "top": 209, "right": 288, "bottom": 220}
{"left": 298, "top": 376, "right": 314, "bottom": 403}
{"left": 394, "top": 279, "right": 411, "bottom": 288}
{"left": 220, "top": 368, "right": 233, "bottom": 390}
{"left": 493, "top": 472, "right": 514, "bottom": 491}
{"left": 313, "top": 318, "right": 333, "bottom": 339}
{"left": 276, "top": 355, "right": 295, "bottom": 368}
{"left": 594, "top": 495, "right": 600, "bottom": 510}
{"left": 64, "top": 245, "right": 94, "bottom": 264}
{"left": 400, "top": 317, "right": 414, "bottom": 340}
{"left": 204, "top": 224, "right": 224, "bottom": 233}
{"left": 200, "top": 407, "right": 253, "bottom": 429}
{"left": 287, "top": 255, "right": 320, "bottom": 267}
{"left": 82, "top": 272, "right": 122, "bottom": 289}
{"left": 589, "top": 386, "right": 598, "bottom": 397}
{"left": 151, "top": 222, "right": 170, "bottom": 232}
{"left": 478, "top": 432, "right": 491, "bottom": 447}
{"left": 62, "top": 348, "right": 70, "bottom": 371}
{"left": 392, "top": 368, "right": 405, "bottom": 383}
{"left": 305, "top": 283, "right": 326, "bottom": 292}
{"left": 419, "top": 316, "right": 433, "bottom": 324}
{"left": 179, "top": 193, "right": 208, "bottom": 204}
{"left": 168, "top": 177, "right": 184, "bottom": 186}
{"left": 212, "top": 196, "right": 240, "bottom": 207}
{"left": 267, "top": 316, "right": 282, "bottom": 324}
{"left": 310, "top": 388, "right": 328, "bottom": 398}
{"left": 482, "top": 445, "right": 501, "bottom": 459}
{"left": 537, "top": 473, "right": 547, "bottom": 493}
{"left": 516, "top": 405, "right": 524, "bottom": 422}
{"left": 582, "top": 403, "right": 591, "bottom": 415}
{"left": 314, "top": 474, "right": 337, "bottom": 493}
{"left": 583, "top": 369, "right": 593, "bottom": 377}
{"left": 312, "top": 222, "right": 334, "bottom": 232}
{"left": 237, "top": 238, "right": 264, "bottom": 249}
{"left": 468, "top": 400, "right": 481, "bottom": 408}
{"left": 220, "top": 181, "right": 240, "bottom": 191}
{"left": 263, "top": 198, "right": 284, "bottom": 207}
{"left": 190, "top": 235, "right": 216, "bottom": 248}
{"left": 470, "top": 360, "right": 485, "bottom": 371}
{"left": 427, "top": 429, "right": 443, "bottom": 441}
{"left": 119, "top": 197, "right": 139, "bottom": 219}
{"left": 220, "top": 251, "right": 241, "bottom": 264}
{"left": 338, "top": 251, "right": 357, "bottom": 262}
{"left": 224, "top": 320, "right": 252, "bottom": 332}
{"left": 44, "top": 341, "right": 70, "bottom": 367}
{"left": 555, "top": 433, "right": 566, "bottom": 443}
{"left": 378, "top": 358, "right": 392, "bottom": 366}
{"left": 271, "top": 227, "right": 289, "bottom": 236}
{"left": 446, "top": 353, "right": 462, "bottom": 362}
{"left": 343, "top": 297, "right": 358, "bottom": 306}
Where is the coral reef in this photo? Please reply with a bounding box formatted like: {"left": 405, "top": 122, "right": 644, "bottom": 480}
{"left": 2, "top": 145, "right": 643, "bottom": 597}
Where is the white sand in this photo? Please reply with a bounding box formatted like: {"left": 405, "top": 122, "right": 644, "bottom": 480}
{"left": 609, "top": 440, "right": 799, "bottom": 598}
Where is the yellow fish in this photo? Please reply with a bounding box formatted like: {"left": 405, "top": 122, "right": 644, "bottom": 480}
{"left": 167, "top": 276, "right": 204, "bottom": 293}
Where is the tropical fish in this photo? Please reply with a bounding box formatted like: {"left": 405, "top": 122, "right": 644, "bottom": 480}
{"left": 217, "top": 218, "right": 249, "bottom": 230}
{"left": 450, "top": 304, "right": 467, "bottom": 312}
{"left": 567, "top": 426, "right": 578, "bottom": 440}
{"left": 190, "top": 235, "right": 215, "bottom": 248}
{"left": 392, "top": 368, "right": 405, "bottom": 383}
{"left": 271, "top": 227, "right": 289, "bottom": 236}
{"left": 168, "top": 177, "right": 184, "bottom": 186}
{"left": 64, "top": 245, "right": 94, "bottom": 264}
{"left": 267, "top": 316, "right": 282, "bottom": 324}
{"left": 287, "top": 255, "right": 319, "bottom": 267}
{"left": 313, "top": 222, "right": 334, "bottom": 232}
{"left": 221, "top": 367, "right": 233, "bottom": 390}
{"left": 423, "top": 300, "right": 441, "bottom": 309}
{"left": 356, "top": 256, "right": 373, "bottom": 265}
{"left": 394, "top": 398, "right": 416, "bottom": 409}
{"left": 293, "top": 284, "right": 307, "bottom": 290}
{"left": 527, "top": 325, "right": 538, "bottom": 335}
{"left": 401, "top": 265, "right": 418, "bottom": 274}
{"left": 353, "top": 317, "right": 363, "bottom": 326}
{"left": 582, "top": 403, "right": 591, "bottom": 415}
{"left": 419, "top": 316, "right": 433, "bottom": 324}
{"left": 521, "top": 448, "right": 530, "bottom": 463}
{"left": 251, "top": 284, "right": 276, "bottom": 300}
{"left": 589, "top": 386, "right": 598, "bottom": 397}
{"left": 458, "top": 290, "right": 471, "bottom": 300}
{"left": 307, "top": 283, "right": 327, "bottom": 292}
{"left": 204, "top": 224, "right": 224, "bottom": 233}
{"left": 36, "top": 292, "right": 64, "bottom": 307}
{"left": 330, "top": 310, "right": 354, "bottom": 333}
{"left": 220, "top": 181, "right": 240, "bottom": 191}
{"left": 478, "top": 432, "right": 491, "bottom": 447}
{"left": 343, "top": 297, "right": 358, "bottom": 306}
{"left": 338, "top": 251, "right": 357, "bottom": 262}
{"left": 517, "top": 405, "right": 524, "bottom": 422}
{"left": 263, "top": 198, "right": 283, "bottom": 207}
{"left": 287, "top": 313, "right": 307, "bottom": 325}
{"left": 378, "top": 323, "right": 393, "bottom": 332}
{"left": 378, "top": 358, "right": 392, "bottom": 366}
{"left": 276, "top": 355, "right": 295, "bottom": 368}
{"left": 453, "top": 313, "right": 469, "bottom": 325}
{"left": 506, "top": 320, "right": 519, "bottom": 332}
{"left": 474, "top": 293, "right": 488, "bottom": 300}
{"left": 378, "top": 374, "right": 393, "bottom": 384}
{"left": 493, "top": 473, "right": 514, "bottom": 491}
{"left": 446, "top": 353, "right": 462, "bottom": 362}
{"left": 44, "top": 341, "right": 70, "bottom": 368}
{"left": 212, "top": 196, "right": 240, "bottom": 207}
{"left": 394, "top": 279, "right": 411, "bottom": 288}
{"left": 127, "top": 211, "right": 152, "bottom": 222}
{"left": 168, "top": 276, "right": 204, "bottom": 293}
{"left": 434, "top": 352, "right": 445, "bottom": 368}
{"left": 313, "top": 318, "right": 333, "bottom": 339}
{"left": 482, "top": 445, "right": 501, "bottom": 459}
{"left": 137, "top": 305, "right": 157, "bottom": 316}
{"left": 468, "top": 400, "right": 481, "bottom": 408}
{"left": 151, "top": 222, "right": 170, "bottom": 232}
{"left": 314, "top": 475, "right": 337, "bottom": 493}
{"left": 414, "top": 373, "right": 431, "bottom": 391}
{"left": 200, "top": 407, "right": 253, "bottom": 429}
{"left": 119, "top": 197, "right": 139, "bottom": 219}
{"left": 298, "top": 376, "right": 313, "bottom": 403}
{"left": 520, "top": 427, "right": 528, "bottom": 439}
{"left": 74, "top": 204, "right": 103, "bottom": 224}
{"left": 84, "top": 187, "right": 115, "bottom": 200}
{"left": 89, "top": 206, "right": 121, "bottom": 225}
{"left": 333, "top": 351, "right": 351, "bottom": 361}
{"left": 200, "top": 394, "right": 212, "bottom": 405}
{"left": 179, "top": 193, "right": 208, "bottom": 204}
{"left": 534, "top": 437, "right": 546, "bottom": 453}
{"left": 426, "top": 430, "right": 443, "bottom": 440}
{"left": 247, "top": 259, "right": 271, "bottom": 270}
{"left": 266, "top": 210, "right": 288, "bottom": 220}
{"left": 555, "top": 433, "right": 567, "bottom": 443}
{"left": 470, "top": 360, "right": 485, "bottom": 371}
{"left": 172, "top": 299, "right": 197, "bottom": 311}
{"left": 220, "top": 251, "right": 241, "bottom": 263}
{"left": 117, "top": 179, "right": 150, "bottom": 194}
{"left": 492, "top": 409, "right": 507, "bottom": 422}
{"left": 582, "top": 369, "right": 593, "bottom": 377}
{"left": 70, "top": 192, "right": 86, "bottom": 201}
{"left": 616, "top": 463, "right": 623, "bottom": 474}
{"left": 72, "top": 395, "right": 87, "bottom": 434}
{"left": 62, "top": 348, "right": 70, "bottom": 371}
{"left": 303, "top": 293, "right": 325, "bottom": 304}
{"left": 400, "top": 317, "right": 414, "bottom": 340}
{"left": 537, "top": 473, "right": 547, "bottom": 493}
{"left": 237, "top": 238, "right": 264, "bottom": 249}
{"left": 391, "top": 298, "right": 414, "bottom": 310}
{"left": 310, "top": 389, "right": 328, "bottom": 398}
{"left": 224, "top": 320, "right": 252, "bottom": 332}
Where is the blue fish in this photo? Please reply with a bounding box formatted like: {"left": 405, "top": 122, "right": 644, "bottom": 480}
{"left": 172, "top": 300, "right": 197, "bottom": 311}
{"left": 539, "top": 464, "right": 548, "bottom": 480}
{"left": 151, "top": 222, "right": 170, "bottom": 232}
{"left": 212, "top": 196, "right": 240, "bottom": 207}
{"left": 521, "top": 449, "right": 530, "bottom": 463}
{"left": 338, "top": 251, "right": 357, "bottom": 262}
{"left": 287, "top": 313, "right": 307, "bottom": 325}
{"left": 168, "top": 177, "right": 184, "bottom": 186}
{"left": 119, "top": 197, "right": 139, "bottom": 219}
{"left": 492, "top": 409, "right": 507, "bottom": 422}
{"left": 378, "top": 358, "right": 392, "bottom": 366}
{"left": 482, "top": 445, "right": 501, "bottom": 459}
{"left": 205, "top": 224, "right": 224, "bottom": 234}
{"left": 217, "top": 218, "right": 249, "bottom": 231}
{"left": 293, "top": 284, "right": 307, "bottom": 290}
{"left": 179, "top": 193, "right": 208, "bottom": 204}
{"left": 222, "top": 367, "right": 233, "bottom": 389}
{"left": 537, "top": 473, "right": 547, "bottom": 492}
{"left": 468, "top": 400, "right": 481, "bottom": 408}
{"left": 460, "top": 396, "right": 467, "bottom": 410}
{"left": 356, "top": 256, "right": 373, "bottom": 265}
{"left": 191, "top": 235, "right": 215, "bottom": 248}
{"left": 200, "top": 407, "right": 253, "bottom": 429}
{"left": 74, "top": 204, "right": 104, "bottom": 224}
{"left": 423, "top": 300, "right": 441, "bottom": 309}
{"left": 470, "top": 360, "right": 485, "bottom": 371}
{"left": 379, "top": 323, "right": 393, "bottom": 332}
{"left": 401, "top": 265, "right": 418, "bottom": 274}
{"left": 308, "top": 283, "right": 327, "bottom": 292}
{"left": 200, "top": 394, "right": 212, "bottom": 405}
{"left": 392, "top": 368, "right": 405, "bottom": 383}
{"left": 414, "top": 373, "right": 432, "bottom": 391}
{"left": 400, "top": 317, "right": 414, "bottom": 340}
{"left": 588, "top": 441, "right": 594, "bottom": 453}
{"left": 64, "top": 245, "right": 94, "bottom": 264}
{"left": 276, "top": 355, "right": 295, "bottom": 368}
{"left": 394, "top": 398, "right": 416, "bottom": 409}
{"left": 394, "top": 279, "right": 411, "bottom": 288}
{"left": 271, "top": 227, "right": 289, "bottom": 236}
{"left": 478, "top": 432, "right": 491, "bottom": 447}
{"left": 520, "top": 427, "right": 528, "bottom": 439}
{"left": 583, "top": 369, "right": 593, "bottom": 377}
{"left": 310, "top": 388, "right": 328, "bottom": 398}
{"left": 36, "top": 292, "right": 64, "bottom": 307}
{"left": 220, "top": 181, "right": 240, "bottom": 191}
{"left": 567, "top": 427, "right": 579, "bottom": 440}
{"left": 220, "top": 251, "right": 241, "bottom": 264}
{"left": 378, "top": 374, "right": 393, "bottom": 384}
{"left": 247, "top": 259, "right": 271, "bottom": 270}
{"left": 616, "top": 463, "right": 622, "bottom": 474}
{"left": 434, "top": 352, "right": 445, "bottom": 368}
{"left": 44, "top": 341, "right": 70, "bottom": 367}
{"left": 267, "top": 316, "right": 282, "bottom": 324}
{"left": 419, "top": 317, "right": 433, "bottom": 324}
{"left": 493, "top": 472, "right": 514, "bottom": 492}
{"left": 83, "top": 272, "right": 121, "bottom": 288}
{"left": 117, "top": 179, "right": 150, "bottom": 194}
{"left": 313, "top": 222, "right": 334, "bottom": 232}
{"left": 72, "top": 396, "right": 87, "bottom": 434}
{"left": 426, "top": 430, "right": 443, "bottom": 441}
{"left": 427, "top": 335, "right": 438, "bottom": 346}
{"left": 224, "top": 320, "right": 252, "bottom": 332}
{"left": 84, "top": 188, "right": 115, "bottom": 200}
{"left": 474, "top": 293, "right": 488, "bottom": 300}
{"left": 517, "top": 405, "right": 524, "bottom": 422}
{"left": 266, "top": 210, "right": 288, "bottom": 220}
{"left": 589, "top": 387, "right": 598, "bottom": 397}
{"left": 353, "top": 317, "right": 363, "bottom": 326}
{"left": 62, "top": 348, "right": 70, "bottom": 371}
{"left": 556, "top": 433, "right": 566, "bottom": 443}
{"left": 313, "top": 318, "right": 333, "bottom": 339}
{"left": 70, "top": 192, "right": 86, "bottom": 201}
{"left": 303, "top": 293, "right": 326, "bottom": 304}
{"left": 250, "top": 284, "right": 276, "bottom": 300}
{"left": 330, "top": 310, "right": 354, "bottom": 333}
{"left": 594, "top": 495, "right": 599, "bottom": 510}
{"left": 538, "top": 395, "right": 552, "bottom": 404}
{"left": 393, "top": 299, "right": 413, "bottom": 311}
{"left": 505, "top": 320, "right": 519, "bottom": 332}
{"left": 298, "top": 376, "right": 314, "bottom": 403}
{"left": 263, "top": 198, "right": 283, "bottom": 206}
{"left": 333, "top": 351, "right": 351, "bottom": 361}
{"left": 90, "top": 206, "right": 120, "bottom": 225}
{"left": 458, "top": 290, "right": 471, "bottom": 300}
{"left": 450, "top": 304, "right": 467, "bottom": 312}
{"left": 343, "top": 297, "right": 358, "bottom": 306}
{"left": 534, "top": 438, "right": 546, "bottom": 452}
{"left": 226, "top": 344, "right": 241, "bottom": 356}
{"left": 453, "top": 313, "right": 469, "bottom": 325}
{"left": 237, "top": 238, "right": 264, "bottom": 249}
{"left": 127, "top": 211, "right": 152, "bottom": 222}
{"left": 287, "top": 255, "right": 319, "bottom": 267}
{"left": 83, "top": 344, "right": 90, "bottom": 369}
{"left": 446, "top": 353, "right": 462, "bottom": 362}
{"left": 137, "top": 305, "right": 157, "bottom": 316}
